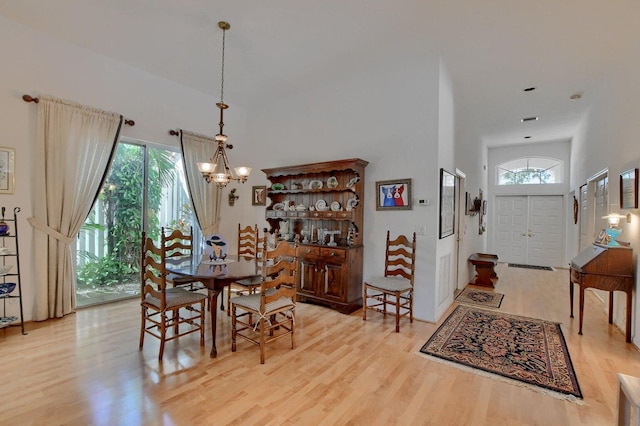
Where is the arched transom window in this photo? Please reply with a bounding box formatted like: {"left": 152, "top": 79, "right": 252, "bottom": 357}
{"left": 496, "top": 156, "right": 564, "bottom": 185}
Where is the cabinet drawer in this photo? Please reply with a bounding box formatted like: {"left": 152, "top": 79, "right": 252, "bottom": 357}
{"left": 321, "top": 248, "right": 346, "bottom": 259}
{"left": 298, "top": 246, "right": 320, "bottom": 257}
{"left": 310, "top": 211, "right": 323, "bottom": 219}
{"left": 336, "top": 211, "right": 353, "bottom": 220}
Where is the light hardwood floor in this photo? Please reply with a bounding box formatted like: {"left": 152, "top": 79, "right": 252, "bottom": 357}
{"left": 1, "top": 263, "right": 639, "bottom": 425}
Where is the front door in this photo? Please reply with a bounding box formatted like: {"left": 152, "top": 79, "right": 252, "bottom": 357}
{"left": 494, "top": 195, "right": 565, "bottom": 267}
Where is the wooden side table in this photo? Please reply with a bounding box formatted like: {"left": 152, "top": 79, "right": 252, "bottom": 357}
{"left": 468, "top": 253, "right": 498, "bottom": 288}
{"left": 617, "top": 373, "right": 640, "bottom": 425}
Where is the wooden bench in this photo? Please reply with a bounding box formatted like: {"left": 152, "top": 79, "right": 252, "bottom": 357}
{"left": 468, "top": 253, "right": 498, "bottom": 288}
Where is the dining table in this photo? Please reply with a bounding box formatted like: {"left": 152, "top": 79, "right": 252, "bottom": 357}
{"left": 165, "top": 254, "right": 261, "bottom": 358}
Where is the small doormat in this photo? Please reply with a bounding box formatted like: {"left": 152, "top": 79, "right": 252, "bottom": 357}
{"left": 419, "top": 306, "right": 582, "bottom": 400}
{"left": 455, "top": 287, "right": 503, "bottom": 308}
{"left": 508, "top": 263, "right": 554, "bottom": 271}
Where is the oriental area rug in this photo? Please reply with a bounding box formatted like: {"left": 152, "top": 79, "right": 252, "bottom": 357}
{"left": 455, "top": 287, "right": 503, "bottom": 308}
{"left": 420, "top": 306, "right": 582, "bottom": 400}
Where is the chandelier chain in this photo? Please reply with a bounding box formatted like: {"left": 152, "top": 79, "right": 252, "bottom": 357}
{"left": 220, "top": 25, "right": 226, "bottom": 104}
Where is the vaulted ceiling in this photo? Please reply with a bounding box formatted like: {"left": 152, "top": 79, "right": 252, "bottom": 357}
{"left": 2, "top": 0, "right": 639, "bottom": 147}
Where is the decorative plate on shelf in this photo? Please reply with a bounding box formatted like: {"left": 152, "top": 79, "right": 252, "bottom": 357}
{"left": 346, "top": 176, "right": 360, "bottom": 188}
{"left": 315, "top": 199, "right": 328, "bottom": 211}
{"left": 327, "top": 176, "right": 338, "bottom": 189}
{"left": 273, "top": 203, "right": 285, "bottom": 211}
{"left": 0, "top": 265, "right": 12, "bottom": 276}
{"left": 346, "top": 197, "right": 358, "bottom": 211}
{"left": 330, "top": 201, "right": 341, "bottom": 211}
{"left": 309, "top": 180, "right": 323, "bottom": 190}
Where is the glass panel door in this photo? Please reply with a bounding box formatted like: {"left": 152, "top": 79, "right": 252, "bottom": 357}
{"left": 76, "top": 141, "right": 194, "bottom": 307}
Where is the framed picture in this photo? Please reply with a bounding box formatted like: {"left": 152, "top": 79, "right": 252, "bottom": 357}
{"left": 376, "top": 179, "right": 412, "bottom": 210}
{"left": 252, "top": 185, "right": 266, "bottom": 206}
{"left": 595, "top": 229, "right": 607, "bottom": 244}
{"left": 0, "top": 147, "right": 15, "bottom": 194}
{"left": 439, "top": 168, "right": 455, "bottom": 239}
{"left": 620, "top": 168, "right": 638, "bottom": 209}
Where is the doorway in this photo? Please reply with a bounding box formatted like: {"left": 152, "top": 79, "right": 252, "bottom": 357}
{"left": 494, "top": 195, "right": 565, "bottom": 267}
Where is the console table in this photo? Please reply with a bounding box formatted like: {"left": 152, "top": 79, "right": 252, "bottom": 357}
{"left": 468, "top": 253, "right": 498, "bottom": 288}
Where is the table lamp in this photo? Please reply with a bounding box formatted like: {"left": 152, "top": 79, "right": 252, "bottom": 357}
{"left": 602, "top": 213, "right": 626, "bottom": 246}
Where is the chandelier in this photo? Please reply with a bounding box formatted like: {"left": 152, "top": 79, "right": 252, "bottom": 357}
{"left": 197, "top": 21, "right": 251, "bottom": 188}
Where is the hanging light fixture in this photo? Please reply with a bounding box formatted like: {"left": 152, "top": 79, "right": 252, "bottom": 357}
{"left": 197, "top": 21, "right": 251, "bottom": 187}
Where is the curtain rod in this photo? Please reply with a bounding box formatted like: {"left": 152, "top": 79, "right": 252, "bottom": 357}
{"left": 22, "top": 94, "right": 135, "bottom": 126}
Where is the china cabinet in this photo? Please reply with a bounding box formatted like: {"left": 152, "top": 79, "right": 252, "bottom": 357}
{"left": 262, "top": 158, "right": 368, "bottom": 313}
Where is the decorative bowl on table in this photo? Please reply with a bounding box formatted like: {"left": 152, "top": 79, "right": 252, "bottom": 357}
{"left": 0, "top": 282, "right": 16, "bottom": 295}
{"left": 0, "top": 265, "right": 12, "bottom": 276}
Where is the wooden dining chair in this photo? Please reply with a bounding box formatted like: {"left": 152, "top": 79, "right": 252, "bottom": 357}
{"left": 162, "top": 226, "right": 204, "bottom": 292}
{"left": 231, "top": 238, "right": 298, "bottom": 364}
{"left": 363, "top": 231, "right": 417, "bottom": 332}
{"left": 139, "top": 232, "right": 207, "bottom": 360}
{"left": 226, "top": 224, "right": 262, "bottom": 315}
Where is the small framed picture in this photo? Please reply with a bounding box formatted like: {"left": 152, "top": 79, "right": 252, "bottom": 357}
{"left": 0, "top": 147, "right": 15, "bottom": 194}
{"left": 595, "top": 229, "right": 607, "bottom": 244}
{"left": 376, "top": 179, "right": 412, "bottom": 210}
{"left": 252, "top": 185, "right": 266, "bottom": 206}
{"left": 620, "top": 168, "right": 638, "bottom": 209}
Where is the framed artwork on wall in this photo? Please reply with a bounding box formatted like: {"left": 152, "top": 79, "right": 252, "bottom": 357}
{"left": 0, "top": 147, "right": 15, "bottom": 194}
{"left": 439, "top": 169, "right": 455, "bottom": 239}
{"left": 620, "top": 168, "right": 638, "bottom": 209}
{"left": 375, "top": 178, "right": 412, "bottom": 210}
{"left": 252, "top": 185, "right": 266, "bottom": 206}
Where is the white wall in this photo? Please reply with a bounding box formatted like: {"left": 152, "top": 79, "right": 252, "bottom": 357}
{"left": 0, "top": 17, "right": 250, "bottom": 321}
{"left": 570, "top": 52, "right": 640, "bottom": 346}
{"left": 3, "top": 18, "right": 458, "bottom": 323}
{"left": 434, "top": 59, "right": 457, "bottom": 319}
{"left": 244, "top": 43, "right": 445, "bottom": 322}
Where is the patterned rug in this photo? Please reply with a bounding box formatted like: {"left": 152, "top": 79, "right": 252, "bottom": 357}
{"left": 455, "top": 287, "right": 503, "bottom": 308}
{"left": 420, "top": 306, "right": 582, "bottom": 399}
{"left": 508, "top": 263, "right": 554, "bottom": 271}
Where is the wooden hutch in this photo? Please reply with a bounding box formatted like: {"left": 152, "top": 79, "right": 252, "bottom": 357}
{"left": 262, "top": 158, "right": 368, "bottom": 314}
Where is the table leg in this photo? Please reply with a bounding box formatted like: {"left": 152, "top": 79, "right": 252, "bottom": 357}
{"left": 569, "top": 280, "right": 574, "bottom": 318}
{"left": 208, "top": 288, "right": 222, "bottom": 358}
{"left": 578, "top": 286, "right": 585, "bottom": 335}
{"left": 626, "top": 290, "right": 632, "bottom": 343}
{"left": 609, "top": 291, "right": 615, "bottom": 324}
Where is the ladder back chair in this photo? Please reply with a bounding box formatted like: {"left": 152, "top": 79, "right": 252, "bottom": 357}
{"left": 231, "top": 237, "right": 298, "bottom": 364}
{"left": 139, "top": 232, "right": 207, "bottom": 360}
{"left": 162, "top": 226, "right": 204, "bottom": 292}
{"left": 363, "top": 231, "right": 417, "bottom": 332}
{"left": 226, "top": 224, "right": 262, "bottom": 315}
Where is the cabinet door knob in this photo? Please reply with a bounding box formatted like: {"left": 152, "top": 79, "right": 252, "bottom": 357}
{"left": 329, "top": 251, "right": 336, "bottom": 256}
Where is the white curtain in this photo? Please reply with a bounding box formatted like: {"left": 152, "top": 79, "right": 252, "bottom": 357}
{"left": 179, "top": 130, "right": 222, "bottom": 237}
{"left": 30, "top": 96, "right": 122, "bottom": 320}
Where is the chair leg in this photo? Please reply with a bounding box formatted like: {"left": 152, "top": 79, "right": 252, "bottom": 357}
{"left": 395, "top": 292, "right": 401, "bottom": 333}
{"left": 291, "top": 311, "right": 296, "bottom": 349}
{"left": 200, "top": 300, "right": 205, "bottom": 347}
{"left": 362, "top": 285, "right": 367, "bottom": 321}
{"left": 259, "top": 317, "right": 266, "bottom": 364}
{"left": 231, "top": 304, "right": 237, "bottom": 352}
{"left": 139, "top": 307, "right": 146, "bottom": 349}
{"left": 227, "top": 287, "right": 231, "bottom": 316}
{"left": 159, "top": 312, "right": 167, "bottom": 361}
{"left": 409, "top": 292, "right": 414, "bottom": 324}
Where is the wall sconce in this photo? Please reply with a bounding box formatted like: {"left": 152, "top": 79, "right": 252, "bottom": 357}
{"left": 228, "top": 188, "right": 239, "bottom": 206}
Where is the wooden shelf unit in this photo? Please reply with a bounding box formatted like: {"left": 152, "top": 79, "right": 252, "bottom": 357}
{"left": 262, "top": 158, "right": 368, "bottom": 314}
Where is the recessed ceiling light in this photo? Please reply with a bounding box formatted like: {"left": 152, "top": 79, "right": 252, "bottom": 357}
{"left": 524, "top": 136, "right": 531, "bottom": 139}
{"left": 523, "top": 87, "right": 536, "bottom": 92}
{"left": 521, "top": 116, "right": 539, "bottom": 122}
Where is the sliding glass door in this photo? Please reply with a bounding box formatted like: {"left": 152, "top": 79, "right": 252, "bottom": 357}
{"left": 76, "top": 140, "right": 194, "bottom": 307}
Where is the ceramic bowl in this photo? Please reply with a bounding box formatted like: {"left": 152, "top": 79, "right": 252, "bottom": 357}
{"left": 0, "top": 282, "right": 16, "bottom": 295}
